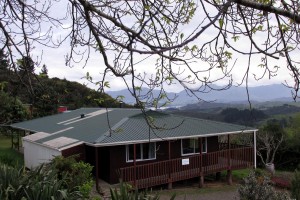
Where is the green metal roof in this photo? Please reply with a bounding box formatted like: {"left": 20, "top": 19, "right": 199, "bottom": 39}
{"left": 12, "top": 108, "right": 257, "bottom": 148}
{"left": 98, "top": 110, "right": 257, "bottom": 145}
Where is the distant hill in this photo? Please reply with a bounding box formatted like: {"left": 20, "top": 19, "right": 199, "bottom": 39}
{"left": 107, "top": 84, "right": 294, "bottom": 106}
{"left": 0, "top": 67, "right": 125, "bottom": 117}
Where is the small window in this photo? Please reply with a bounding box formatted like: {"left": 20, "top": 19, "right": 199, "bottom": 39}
{"left": 126, "top": 143, "right": 156, "bottom": 162}
{"left": 181, "top": 138, "right": 207, "bottom": 155}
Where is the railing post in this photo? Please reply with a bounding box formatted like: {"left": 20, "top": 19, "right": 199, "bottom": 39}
{"left": 168, "top": 140, "right": 172, "bottom": 189}
{"left": 95, "top": 147, "right": 99, "bottom": 190}
{"left": 227, "top": 134, "right": 232, "bottom": 185}
{"left": 199, "top": 137, "right": 204, "bottom": 188}
{"left": 134, "top": 144, "right": 136, "bottom": 188}
{"left": 120, "top": 168, "right": 124, "bottom": 183}
{"left": 227, "top": 134, "right": 231, "bottom": 168}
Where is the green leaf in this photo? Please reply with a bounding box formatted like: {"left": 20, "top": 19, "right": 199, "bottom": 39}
{"left": 147, "top": 116, "right": 155, "bottom": 123}
{"left": 258, "top": 64, "right": 265, "bottom": 68}
{"left": 113, "top": 128, "right": 124, "bottom": 133}
{"left": 280, "top": 24, "right": 289, "bottom": 33}
{"left": 85, "top": 72, "right": 92, "bottom": 81}
{"left": 191, "top": 45, "right": 198, "bottom": 52}
{"left": 252, "top": 25, "right": 263, "bottom": 34}
{"left": 104, "top": 81, "right": 110, "bottom": 88}
{"left": 232, "top": 35, "right": 240, "bottom": 42}
{"left": 184, "top": 46, "right": 189, "bottom": 52}
{"left": 135, "top": 86, "right": 141, "bottom": 91}
{"left": 152, "top": 99, "right": 158, "bottom": 107}
{"left": 159, "top": 93, "right": 167, "bottom": 100}
{"left": 94, "top": 98, "right": 105, "bottom": 104}
{"left": 224, "top": 51, "right": 232, "bottom": 59}
{"left": 165, "top": 76, "right": 174, "bottom": 83}
{"left": 218, "top": 19, "right": 224, "bottom": 28}
{"left": 180, "top": 33, "right": 184, "bottom": 39}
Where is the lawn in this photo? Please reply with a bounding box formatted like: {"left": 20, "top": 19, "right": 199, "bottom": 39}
{"left": 0, "top": 134, "right": 24, "bottom": 167}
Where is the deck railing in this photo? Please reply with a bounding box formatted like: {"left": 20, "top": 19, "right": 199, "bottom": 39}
{"left": 120, "top": 146, "right": 253, "bottom": 189}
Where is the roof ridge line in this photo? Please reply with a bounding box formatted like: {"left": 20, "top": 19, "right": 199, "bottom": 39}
{"left": 94, "top": 117, "right": 129, "bottom": 143}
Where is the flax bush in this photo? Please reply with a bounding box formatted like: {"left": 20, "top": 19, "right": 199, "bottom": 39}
{"left": 0, "top": 156, "right": 94, "bottom": 200}
{"left": 0, "top": 164, "right": 24, "bottom": 199}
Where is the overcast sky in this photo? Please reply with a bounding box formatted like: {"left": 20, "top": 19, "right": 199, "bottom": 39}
{"left": 35, "top": 45, "right": 291, "bottom": 93}
{"left": 32, "top": 1, "right": 294, "bottom": 93}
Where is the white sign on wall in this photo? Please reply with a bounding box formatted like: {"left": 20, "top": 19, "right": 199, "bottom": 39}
{"left": 182, "top": 158, "right": 190, "bottom": 165}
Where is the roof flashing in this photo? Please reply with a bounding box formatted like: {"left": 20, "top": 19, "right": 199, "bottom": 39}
{"left": 43, "top": 136, "right": 79, "bottom": 149}
{"left": 23, "top": 132, "right": 50, "bottom": 141}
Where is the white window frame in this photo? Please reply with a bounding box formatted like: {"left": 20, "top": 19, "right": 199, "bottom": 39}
{"left": 181, "top": 138, "right": 207, "bottom": 156}
{"left": 126, "top": 143, "right": 156, "bottom": 162}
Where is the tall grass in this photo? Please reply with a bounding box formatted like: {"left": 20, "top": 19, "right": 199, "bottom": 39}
{"left": 0, "top": 135, "right": 24, "bottom": 167}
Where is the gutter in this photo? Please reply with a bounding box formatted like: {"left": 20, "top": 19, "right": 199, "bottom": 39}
{"left": 86, "top": 129, "right": 258, "bottom": 147}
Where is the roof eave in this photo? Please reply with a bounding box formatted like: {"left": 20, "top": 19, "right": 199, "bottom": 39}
{"left": 10, "top": 125, "right": 39, "bottom": 133}
{"left": 86, "top": 129, "right": 258, "bottom": 147}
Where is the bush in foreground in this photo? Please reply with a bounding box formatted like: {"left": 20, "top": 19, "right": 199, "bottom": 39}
{"left": 0, "top": 156, "right": 94, "bottom": 200}
{"left": 291, "top": 167, "right": 300, "bottom": 200}
{"left": 238, "top": 171, "right": 290, "bottom": 200}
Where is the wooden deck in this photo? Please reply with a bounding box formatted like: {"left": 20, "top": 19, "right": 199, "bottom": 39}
{"left": 120, "top": 147, "right": 254, "bottom": 189}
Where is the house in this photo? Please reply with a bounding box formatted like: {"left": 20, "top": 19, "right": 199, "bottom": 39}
{"left": 11, "top": 108, "right": 258, "bottom": 189}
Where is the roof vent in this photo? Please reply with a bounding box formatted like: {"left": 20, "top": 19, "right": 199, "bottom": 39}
{"left": 80, "top": 114, "right": 85, "bottom": 118}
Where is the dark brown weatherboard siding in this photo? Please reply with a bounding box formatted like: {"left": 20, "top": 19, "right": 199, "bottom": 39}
{"left": 61, "top": 144, "right": 85, "bottom": 161}
{"left": 85, "top": 136, "right": 219, "bottom": 184}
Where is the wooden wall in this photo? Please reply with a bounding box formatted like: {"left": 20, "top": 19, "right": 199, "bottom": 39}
{"left": 61, "top": 144, "right": 85, "bottom": 161}
{"left": 91, "top": 136, "right": 219, "bottom": 184}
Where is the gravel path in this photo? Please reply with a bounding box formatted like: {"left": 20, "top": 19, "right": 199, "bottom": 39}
{"left": 92, "top": 179, "right": 240, "bottom": 200}
{"left": 158, "top": 183, "right": 239, "bottom": 200}
{"left": 160, "top": 189, "right": 238, "bottom": 200}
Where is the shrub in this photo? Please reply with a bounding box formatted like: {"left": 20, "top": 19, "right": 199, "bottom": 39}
{"left": 0, "top": 154, "right": 15, "bottom": 167}
{"left": 0, "top": 156, "right": 94, "bottom": 200}
{"left": 291, "top": 168, "right": 300, "bottom": 200}
{"left": 271, "top": 176, "right": 291, "bottom": 189}
{"left": 71, "top": 161, "right": 94, "bottom": 198}
{"left": 50, "top": 156, "right": 94, "bottom": 198}
{"left": 238, "top": 171, "right": 290, "bottom": 200}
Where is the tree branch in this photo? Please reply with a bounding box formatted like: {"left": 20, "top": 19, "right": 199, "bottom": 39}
{"left": 231, "top": 0, "right": 300, "bottom": 23}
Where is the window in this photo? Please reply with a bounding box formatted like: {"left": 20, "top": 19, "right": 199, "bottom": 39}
{"left": 126, "top": 143, "right": 156, "bottom": 162}
{"left": 181, "top": 138, "right": 207, "bottom": 155}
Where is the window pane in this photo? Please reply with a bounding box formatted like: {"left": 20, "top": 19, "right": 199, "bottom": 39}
{"left": 149, "top": 143, "right": 155, "bottom": 159}
{"left": 142, "top": 143, "right": 155, "bottom": 159}
{"left": 182, "top": 139, "right": 194, "bottom": 154}
{"left": 128, "top": 144, "right": 141, "bottom": 160}
{"left": 143, "top": 143, "right": 150, "bottom": 159}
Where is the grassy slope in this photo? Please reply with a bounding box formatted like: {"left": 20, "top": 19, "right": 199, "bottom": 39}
{"left": 0, "top": 135, "right": 24, "bottom": 167}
